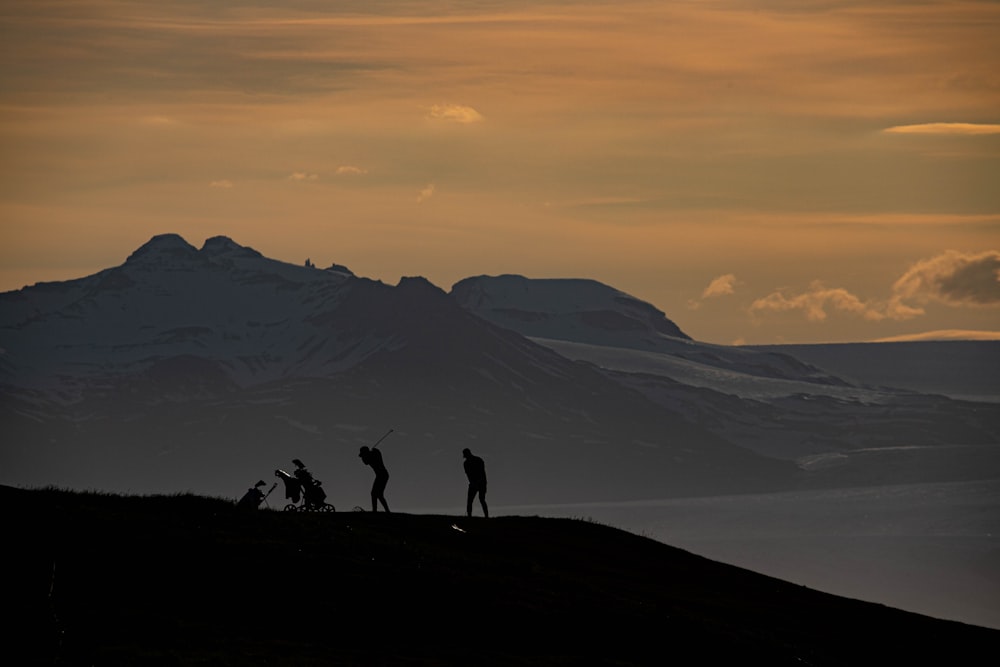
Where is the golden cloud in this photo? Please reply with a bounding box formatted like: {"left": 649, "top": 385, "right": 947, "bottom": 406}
{"left": 750, "top": 250, "right": 1000, "bottom": 324}
{"left": 883, "top": 123, "right": 1000, "bottom": 135}
{"left": 701, "top": 274, "right": 737, "bottom": 299}
{"left": 416, "top": 183, "right": 435, "bottom": 203}
{"left": 427, "top": 104, "right": 484, "bottom": 124}
{"left": 889, "top": 249, "right": 1000, "bottom": 311}
{"left": 873, "top": 329, "right": 1000, "bottom": 342}
{"left": 750, "top": 282, "right": 889, "bottom": 322}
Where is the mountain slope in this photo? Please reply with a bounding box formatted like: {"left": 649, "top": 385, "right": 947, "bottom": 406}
{"left": 452, "top": 274, "right": 841, "bottom": 384}
{"left": 756, "top": 341, "right": 1000, "bottom": 403}
{"left": 450, "top": 275, "right": 1000, "bottom": 485}
{"left": 8, "top": 486, "right": 998, "bottom": 666}
{"left": 0, "top": 233, "right": 362, "bottom": 394}
{"left": 0, "top": 234, "right": 795, "bottom": 504}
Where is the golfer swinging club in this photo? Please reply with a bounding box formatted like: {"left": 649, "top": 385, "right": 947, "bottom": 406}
{"left": 359, "top": 429, "right": 393, "bottom": 512}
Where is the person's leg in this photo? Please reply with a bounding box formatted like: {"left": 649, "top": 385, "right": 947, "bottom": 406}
{"left": 375, "top": 475, "right": 390, "bottom": 512}
{"left": 478, "top": 487, "right": 489, "bottom": 518}
{"left": 467, "top": 484, "right": 475, "bottom": 517}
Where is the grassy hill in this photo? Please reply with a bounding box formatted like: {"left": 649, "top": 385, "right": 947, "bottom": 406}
{"left": 6, "top": 485, "right": 997, "bottom": 666}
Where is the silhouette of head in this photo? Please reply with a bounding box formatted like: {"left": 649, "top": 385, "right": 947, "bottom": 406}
{"left": 292, "top": 459, "right": 304, "bottom": 468}
{"left": 462, "top": 448, "right": 471, "bottom": 458}
{"left": 359, "top": 446, "right": 370, "bottom": 457}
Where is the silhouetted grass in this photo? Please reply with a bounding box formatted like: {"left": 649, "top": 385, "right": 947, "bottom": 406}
{"left": 5, "top": 484, "right": 996, "bottom": 666}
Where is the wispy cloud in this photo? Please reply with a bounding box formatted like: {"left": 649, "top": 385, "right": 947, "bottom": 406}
{"left": 872, "top": 329, "right": 1000, "bottom": 342}
{"left": 883, "top": 123, "right": 1000, "bottom": 136}
{"left": 288, "top": 172, "right": 319, "bottom": 182}
{"left": 427, "top": 104, "right": 483, "bottom": 124}
{"left": 335, "top": 165, "right": 368, "bottom": 176}
{"left": 416, "top": 183, "right": 435, "bottom": 203}
{"left": 139, "top": 115, "right": 178, "bottom": 127}
{"left": 209, "top": 179, "right": 233, "bottom": 188}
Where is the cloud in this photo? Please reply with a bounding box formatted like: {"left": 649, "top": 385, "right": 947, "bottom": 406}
{"left": 882, "top": 123, "right": 1000, "bottom": 136}
{"left": 288, "top": 172, "right": 319, "bottom": 181}
{"left": 888, "top": 249, "right": 1000, "bottom": 316}
{"left": 689, "top": 273, "right": 738, "bottom": 309}
{"left": 416, "top": 183, "right": 435, "bottom": 203}
{"left": 702, "top": 274, "right": 737, "bottom": 299}
{"left": 872, "top": 329, "right": 1000, "bottom": 342}
{"left": 427, "top": 104, "right": 484, "bottom": 124}
{"left": 750, "top": 282, "right": 889, "bottom": 322}
{"left": 139, "top": 116, "right": 178, "bottom": 127}
{"left": 209, "top": 180, "right": 233, "bottom": 188}
{"left": 749, "top": 250, "right": 1000, "bottom": 324}
{"left": 335, "top": 165, "right": 368, "bottom": 175}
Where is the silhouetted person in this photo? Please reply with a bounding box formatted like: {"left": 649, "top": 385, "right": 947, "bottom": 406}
{"left": 359, "top": 446, "right": 390, "bottom": 512}
{"left": 237, "top": 480, "right": 267, "bottom": 510}
{"left": 463, "top": 448, "right": 488, "bottom": 518}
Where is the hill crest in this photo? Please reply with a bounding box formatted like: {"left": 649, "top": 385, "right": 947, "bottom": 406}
{"left": 7, "top": 485, "right": 997, "bottom": 666}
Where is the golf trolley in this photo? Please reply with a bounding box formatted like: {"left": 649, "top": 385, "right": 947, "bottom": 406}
{"left": 274, "top": 468, "right": 335, "bottom": 512}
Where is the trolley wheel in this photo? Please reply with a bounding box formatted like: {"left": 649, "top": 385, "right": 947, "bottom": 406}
{"left": 283, "top": 504, "right": 298, "bottom": 512}
{"left": 320, "top": 503, "right": 336, "bottom": 512}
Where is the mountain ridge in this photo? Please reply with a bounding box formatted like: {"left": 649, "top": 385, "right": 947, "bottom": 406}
{"left": 2, "top": 233, "right": 997, "bottom": 505}
{"left": 1, "top": 233, "right": 797, "bottom": 504}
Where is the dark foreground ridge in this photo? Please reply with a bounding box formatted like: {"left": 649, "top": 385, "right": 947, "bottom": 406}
{"left": 7, "top": 486, "right": 997, "bottom": 666}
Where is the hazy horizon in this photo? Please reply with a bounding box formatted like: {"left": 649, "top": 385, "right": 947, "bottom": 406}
{"left": 1, "top": 1, "right": 998, "bottom": 344}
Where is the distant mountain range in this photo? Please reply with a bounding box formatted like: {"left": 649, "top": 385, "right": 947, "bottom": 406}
{"left": 2, "top": 234, "right": 998, "bottom": 505}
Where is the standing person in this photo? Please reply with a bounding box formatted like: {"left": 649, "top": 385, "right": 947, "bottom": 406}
{"left": 463, "top": 448, "right": 488, "bottom": 518}
{"left": 358, "top": 446, "right": 391, "bottom": 512}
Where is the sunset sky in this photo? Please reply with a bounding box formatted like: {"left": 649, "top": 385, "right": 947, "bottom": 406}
{"left": 1, "top": 0, "right": 998, "bottom": 344}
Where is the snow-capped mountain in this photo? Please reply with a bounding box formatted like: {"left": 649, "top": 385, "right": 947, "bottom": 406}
{"left": 452, "top": 274, "right": 843, "bottom": 384}
{"left": 450, "top": 275, "right": 999, "bottom": 486}
{"left": 452, "top": 273, "right": 690, "bottom": 342}
{"left": 1, "top": 234, "right": 798, "bottom": 504}
{"left": 1, "top": 234, "right": 997, "bottom": 504}
{"left": 0, "top": 233, "right": 366, "bottom": 396}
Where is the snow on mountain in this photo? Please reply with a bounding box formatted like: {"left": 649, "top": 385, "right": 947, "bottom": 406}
{"left": 4, "top": 235, "right": 997, "bottom": 634}
{"left": 451, "top": 274, "right": 840, "bottom": 385}
{"left": 2, "top": 234, "right": 997, "bottom": 504}
{"left": 452, "top": 274, "right": 689, "bottom": 342}
{"left": 0, "top": 233, "right": 798, "bottom": 504}
{"left": 0, "top": 233, "right": 366, "bottom": 396}
{"left": 754, "top": 341, "right": 1000, "bottom": 404}
{"left": 450, "top": 275, "right": 1000, "bottom": 479}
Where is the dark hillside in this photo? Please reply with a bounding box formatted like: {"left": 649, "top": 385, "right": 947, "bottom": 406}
{"left": 6, "top": 485, "right": 997, "bottom": 666}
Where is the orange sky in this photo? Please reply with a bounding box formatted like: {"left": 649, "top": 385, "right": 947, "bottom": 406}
{"left": 1, "top": 1, "right": 998, "bottom": 344}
